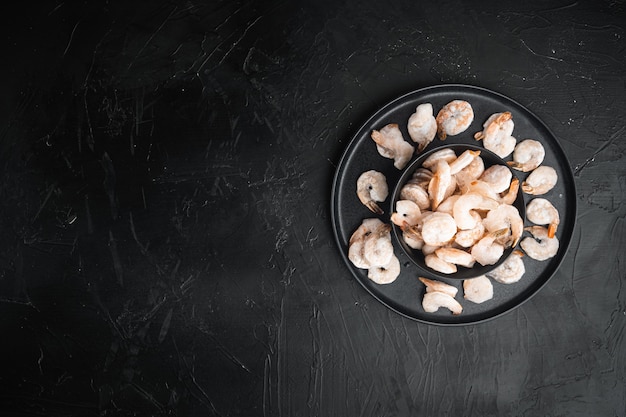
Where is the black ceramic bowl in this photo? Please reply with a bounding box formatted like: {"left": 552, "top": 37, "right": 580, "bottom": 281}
{"left": 390, "top": 144, "right": 526, "bottom": 280}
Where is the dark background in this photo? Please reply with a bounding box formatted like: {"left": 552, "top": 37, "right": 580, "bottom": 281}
{"left": 1, "top": 0, "right": 624, "bottom": 415}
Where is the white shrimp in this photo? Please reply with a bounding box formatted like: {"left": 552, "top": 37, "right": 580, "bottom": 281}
{"left": 436, "top": 100, "right": 474, "bottom": 140}
{"left": 348, "top": 218, "right": 383, "bottom": 269}
{"left": 479, "top": 165, "right": 513, "bottom": 194}
{"left": 368, "top": 254, "right": 400, "bottom": 284}
{"left": 522, "top": 166, "right": 558, "bottom": 195}
{"left": 449, "top": 149, "right": 481, "bottom": 175}
{"left": 455, "top": 155, "right": 484, "bottom": 190}
{"left": 428, "top": 160, "right": 452, "bottom": 210}
{"left": 482, "top": 203, "right": 524, "bottom": 248}
{"left": 407, "top": 167, "right": 433, "bottom": 190}
{"left": 407, "top": 103, "right": 437, "bottom": 152}
{"left": 454, "top": 211, "right": 485, "bottom": 248}
{"left": 363, "top": 222, "right": 394, "bottom": 267}
{"left": 421, "top": 212, "right": 457, "bottom": 246}
{"left": 453, "top": 193, "right": 499, "bottom": 230}
{"left": 463, "top": 275, "right": 493, "bottom": 303}
{"left": 436, "top": 195, "right": 460, "bottom": 215}
{"left": 419, "top": 277, "right": 459, "bottom": 297}
{"left": 403, "top": 230, "right": 424, "bottom": 250}
{"left": 487, "top": 250, "right": 525, "bottom": 284}
{"left": 422, "top": 148, "right": 456, "bottom": 170}
{"left": 471, "top": 228, "right": 508, "bottom": 266}
{"left": 425, "top": 253, "right": 457, "bottom": 274}
{"left": 356, "top": 170, "right": 388, "bottom": 214}
{"left": 508, "top": 139, "right": 545, "bottom": 172}
{"left": 526, "top": 198, "right": 560, "bottom": 238}
{"left": 474, "top": 112, "right": 516, "bottom": 158}
{"left": 520, "top": 226, "right": 559, "bottom": 261}
{"left": 435, "top": 247, "right": 475, "bottom": 268}
{"left": 422, "top": 291, "right": 463, "bottom": 315}
{"left": 391, "top": 200, "right": 421, "bottom": 227}
{"left": 371, "top": 123, "right": 415, "bottom": 169}
{"left": 400, "top": 183, "right": 431, "bottom": 211}
{"left": 499, "top": 177, "right": 520, "bottom": 205}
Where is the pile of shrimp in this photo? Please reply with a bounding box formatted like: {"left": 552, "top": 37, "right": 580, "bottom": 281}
{"left": 392, "top": 147, "right": 524, "bottom": 275}
{"left": 348, "top": 218, "right": 400, "bottom": 284}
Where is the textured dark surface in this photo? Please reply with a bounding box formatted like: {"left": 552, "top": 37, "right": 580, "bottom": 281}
{"left": 1, "top": 0, "right": 624, "bottom": 415}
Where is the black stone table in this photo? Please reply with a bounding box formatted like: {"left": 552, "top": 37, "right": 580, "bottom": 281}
{"left": 1, "top": 1, "right": 624, "bottom": 415}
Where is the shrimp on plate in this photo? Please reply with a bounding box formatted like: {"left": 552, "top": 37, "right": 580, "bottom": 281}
{"left": 419, "top": 277, "right": 458, "bottom": 297}
{"left": 526, "top": 198, "right": 560, "bottom": 238}
{"left": 421, "top": 212, "right": 457, "bottom": 246}
{"left": 422, "top": 147, "right": 456, "bottom": 170}
{"left": 471, "top": 228, "right": 508, "bottom": 266}
{"left": 391, "top": 200, "right": 421, "bottom": 227}
{"left": 371, "top": 124, "right": 415, "bottom": 170}
{"left": 428, "top": 160, "right": 452, "bottom": 210}
{"left": 487, "top": 250, "right": 525, "bottom": 284}
{"left": 348, "top": 218, "right": 383, "bottom": 269}
{"left": 479, "top": 165, "right": 513, "bottom": 194}
{"left": 474, "top": 112, "right": 516, "bottom": 158}
{"left": 482, "top": 203, "right": 524, "bottom": 248}
{"left": 436, "top": 100, "right": 474, "bottom": 140}
{"left": 453, "top": 193, "right": 499, "bottom": 230}
{"left": 522, "top": 166, "right": 558, "bottom": 195}
{"left": 425, "top": 253, "right": 457, "bottom": 274}
{"left": 435, "top": 247, "right": 475, "bottom": 268}
{"left": 448, "top": 149, "right": 481, "bottom": 175}
{"left": 463, "top": 275, "right": 493, "bottom": 303}
{"left": 400, "top": 183, "right": 431, "bottom": 211}
{"left": 407, "top": 103, "right": 437, "bottom": 152}
{"left": 407, "top": 167, "right": 433, "bottom": 190}
{"left": 368, "top": 254, "right": 400, "bottom": 284}
{"left": 422, "top": 291, "right": 463, "bottom": 315}
{"left": 455, "top": 155, "right": 484, "bottom": 190}
{"left": 508, "top": 139, "right": 545, "bottom": 172}
{"left": 520, "top": 226, "right": 559, "bottom": 261}
{"left": 362, "top": 222, "right": 394, "bottom": 267}
{"left": 356, "top": 170, "right": 388, "bottom": 214}
{"left": 454, "top": 211, "right": 485, "bottom": 248}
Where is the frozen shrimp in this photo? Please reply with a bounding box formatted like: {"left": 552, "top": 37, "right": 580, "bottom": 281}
{"left": 526, "top": 198, "right": 560, "bottom": 238}
{"left": 421, "top": 212, "right": 457, "bottom": 246}
{"left": 422, "top": 291, "right": 463, "bottom": 315}
{"left": 425, "top": 253, "right": 457, "bottom": 274}
{"left": 499, "top": 177, "right": 520, "bottom": 205}
{"left": 428, "top": 160, "right": 452, "bottom": 210}
{"left": 463, "top": 275, "right": 493, "bottom": 303}
{"left": 474, "top": 112, "right": 516, "bottom": 158}
{"left": 436, "top": 100, "right": 474, "bottom": 140}
{"left": 362, "top": 222, "right": 394, "bottom": 267}
{"left": 356, "top": 170, "right": 388, "bottom": 214}
{"left": 455, "top": 155, "right": 484, "bottom": 190}
{"left": 391, "top": 200, "right": 421, "bottom": 227}
{"left": 368, "top": 254, "right": 400, "bottom": 284}
{"left": 482, "top": 203, "right": 524, "bottom": 247}
{"left": 449, "top": 149, "right": 481, "bottom": 175}
{"left": 471, "top": 228, "right": 508, "bottom": 266}
{"left": 508, "top": 139, "right": 545, "bottom": 172}
{"left": 419, "top": 277, "right": 458, "bottom": 297}
{"left": 422, "top": 147, "right": 456, "bottom": 170}
{"left": 522, "top": 166, "right": 558, "bottom": 195}
{"left": 487, "top": 250, "right": 525, "bottom": 284}
{"left": 407, "top": 103, "right": 437, "bottom": 152}
{"left": 436, "top": 195, "right": 460, "bottom": 215}
{"left": 454, "top": 211, "right": 485, "bottom": 248}
{"left": 453, "top": 193, "right": 499, "bottom": 230}
{"left": 408, "top": 167, "right": 433, "bottom": 190}
{"left": 520, "top": 226, "right": 559, "bottom": 261}
{"left": 479, "top": 165, "right": 512, "bottom": 194}
{"left": 400, "top": 183, "right": 431, "bottom": 211}
{"left": 348, "top": 218, "right": 383, "bottom": 269}
{"left": 371, "top": 124, "right": 415, "bottom": 170}
{"left": 435, "top": 247, "right": 475, "bottom": 268}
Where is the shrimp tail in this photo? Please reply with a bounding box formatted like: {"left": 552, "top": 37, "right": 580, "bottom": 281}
{"left": 548, "top": 222, "right": 558, "bottom": 238}
{"left": 401, "top": 221, "right": 421, "bottom": 240}
{"left": 366, "top": 201, "right": 384, "bottom": 215}
{"left": 506, "top": 160, "right": 523, "bottom": 171}
{"left": 474, "top": 131, "right": 485, "bottom": 140}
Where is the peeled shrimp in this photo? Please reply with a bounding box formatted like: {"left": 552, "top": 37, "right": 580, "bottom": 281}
{"left": 499, "top": 177, "right": 520, "bottom": 205}
{"left": 419, "top": 277, "right": 458, "bottom": 297}
{"left": 435, "top": 247, "right": 475, "bottom": 268}
{"left": 482, "top": 203, "right": 524, "bottom": 247}
{"left": 371, "top": 124, "right": 415, "bottom": 170}
{"left": 362, "top": 223, "right": 394, "bottom": 267}
{"left": 449, "top": 149, "right": 481, "bottom": 175}
{"left": 487, "top": 250, "right": 525, "bottom": 284}
{"left": 520, "top": 226, "right": 559, "bottom": 261}
{"left": 407, "top": 167, "right": 433, "bottom": 190}
{"left": 463, "top": 275, "right": 493, "bottom": 303}
{"left": 422, "top": 148, "right": 456, "bottom": 170}
{"left": 436, "top": 100, "right": 474, "bottom": 140}
{"left": 526, "top": 198, "right": 560, "bottom": 238}
{"left": 403, "top": 230, "right": 424, "bottom": 250}
{"left": 522, "top": 166, "right": 558, "bottom": 195}
{"left": 391, "top": 200, "right": 421, "bottom": 227}
{"left": 368, "top": 254, "right": 400, "bottom": 284}
{"left": 455, "top": 155, "right": 484, "bottom": 190}
{"left": 421, "top": 212, "right": 457, "bottom": 246}
{"left": 400, "top": 183, "right": 431, "bottom": 211}
{"left": 453, "top": 193, "right": 499, "bottom": 230}
{"left": 407, "top": 103, "right": 437, "bottom": 152}
{"left": 356, "top": 170, "right": 388, "bottom": 214}
{"left": 436, "top": 195, "right": 460, "bottom": 215}
{"left": 425, "top": 253, "right": 457, "bottom": 274}
{"left": 474, "top": 112, "right": 516, "bottom": 158}
{"left": 428, "top": 160, "right": 452, "bottom": 210}
{"left": 454, "top": 211, "right": 485, "bottom": 248}
{"left": 348, "top": 218, "right": 383, "bottom": 269}
{"left": 471, "top": 228, "right": 508, "bottom": 266}
{"left": 479, "top": 165, "right": 512, "bottom": 194}
{"left": 508, "top": 139, "right": 545, "bottom": 172}
{"left": 422, "top": 291, "right": 462, "bottom": 315}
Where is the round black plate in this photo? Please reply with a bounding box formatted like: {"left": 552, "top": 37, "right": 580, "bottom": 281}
{"left": 331, "top": 84, "right": 576, "bottom": 325}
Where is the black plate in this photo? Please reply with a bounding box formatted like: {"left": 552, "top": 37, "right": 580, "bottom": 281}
{"left": 331, "top": 84, "right": 576, "bottom": 325}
